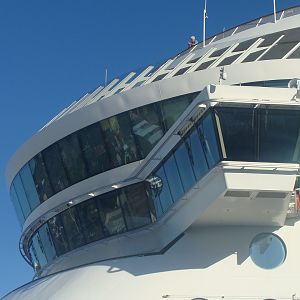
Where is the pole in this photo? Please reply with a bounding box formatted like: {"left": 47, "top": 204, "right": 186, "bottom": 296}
{"left": 203, "top": 0, "right": 207, "bottom": 47}
{"left": 273, "top": 0, "right": 277, "bottom": 23}
{"left": 105, "top": 68, "right": 108, "bottom": 87}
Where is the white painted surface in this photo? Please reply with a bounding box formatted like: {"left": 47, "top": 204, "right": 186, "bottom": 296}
{"left": 3, "top": 220, "right": 300, "bottom": 300}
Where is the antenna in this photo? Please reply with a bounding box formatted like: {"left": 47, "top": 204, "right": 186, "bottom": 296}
{"left": 203, "top": 0, "right": 207, "bottom": 47}
{"left": 273, "top": 0, "right": 277, "bottom": 23}
{"left": 105, "top": 68, "right": 108, "bottom": 87}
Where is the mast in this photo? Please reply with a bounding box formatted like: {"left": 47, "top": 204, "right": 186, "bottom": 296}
{"left": 203, "top": 0, "right": 207, "bottom": 47}
{"left": 273, "top": 0, "right": 277, "bottom": 23}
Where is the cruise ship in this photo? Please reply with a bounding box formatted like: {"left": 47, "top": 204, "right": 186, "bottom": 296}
{"left": 3, "top": 4, "right": 300, "bottom": 300}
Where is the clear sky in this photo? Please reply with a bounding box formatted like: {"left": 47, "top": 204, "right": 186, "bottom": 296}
{"left": 0, "top": 0, "right": 299, "bottom": 297}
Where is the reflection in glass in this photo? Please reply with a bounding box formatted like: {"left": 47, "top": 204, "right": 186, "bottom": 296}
{"left": 58, "top": 133, "right": 87, "bottom": 185}
{"left": 38, "top": 224, "right": 57, "bottom": 263}
{"left": 10, "top": 185, "right": 25, "bottom": 225}
{"left": 121, "top": 184, "right": 152, "bottom": 230}
{"left": 13, "top": 174, "right": 31, "bottom": 218}
{"left": 145, "top": 175, "right": 164, "bottom": 218}
{"left": 101, "top": 114, "right": 139, "bottom": 168}
{"left": 154, "top": 166, "right": 173, "bottom": 213}
{"left": 185, "top": 130, "right": 209, "bottom": 180}
{"left": 30, "top": 235, "right": 47, "bottom": 268}
{"left": 61, "top": 207, "right": 85, "bottom": 250}
{"left": 48, "top": 215, "right": 69, "bottom": 256}
{"left": 19, "top": 164, "right": 40, "bottom": 210}
{"left": 250, "top": 233, "right": 286, "bottom": 269}
{"left": 77, "top": 200, "right": 104, "bottom": 243}
{"left": 43, "top": 144, "right": 69, "bottom": 193}
{"left": 215, "top": 106, "right": 257, "bottom": 161}
{"left": 129, "top": 105, "right": 164, "bottom": 157}
{"left": 160, "top": 94, "right": 195, "bottom": 131}
{"left": 259, "top": 108, "right": 300, "bottom": 162}
{"left": 163, "top": 154, "right": 184, "bottom": 201}
{"left": 199, "top": 113, "right": 220, "bottom": 167}
{"left": 29, "top": 153, "right": 53, "bottom": 203}
{"left": 174, "top": 143, "right": 196, "bottom": 192}
{"left": 97, "top": 191, "right": 126, "bottom": 236}
{"left": 77, "top": 123, "right": 110, "bottom": 176}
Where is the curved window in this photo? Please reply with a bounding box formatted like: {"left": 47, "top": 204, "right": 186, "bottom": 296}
{"left": 28, "top": 182, "right": 154, "bottom": 268}
{"left": 26, "top": 109, "right": 222, "bottom": 269}
{"left": 11, "top": 93, "right": 198, "bottom": 224}
{"left": 250, "top": 233, "right": 286, "bottom": 269}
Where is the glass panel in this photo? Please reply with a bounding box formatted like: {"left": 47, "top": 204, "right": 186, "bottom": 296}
{"left": 121, "top": 183, "right": 152, "bottom": 230}
{"left": 218, "top": 54, "right": 241, "bottom": 66}
{"left": 29, "top": 153, "right": 53, "bottom": 202}
{"left": 60, "top": 207, "right": 85, "bottom": 250}
{"left": 288, "top": 46, "right": 300, "bottom": 59}
{"left": 42, "top": 144, "right": 69, "bottom": 193}
{"left": 13, "top": 174, "right": 31, "bottom": 218}
{"left": 77, "top": 123, "right": 111, "bottom": 176}
{"left": 153, "top": 166, "right": 173, "bottom": 213}
{"left": 19, "top": 164, "right": 40, "bottom": 210}
{"left": 48, "top": 215, "right": 69, "bottom": 256}
{"left": 186, "top": 129, "right": 209, "bottom": 180}
{"left": 174, "top": 143, "right": 196, "bottom": 191}
{"left": 97, "top": 191, "right": 127, "bottom": 236}
{"left": 163, "top": 154, "right": 184, "bottom": 202}
{"left": 145, "top": 175, "right": 164, "bottom": 218}
{"left": 38, "top": 224, "right": 57, "bottom": 263}
{"left": 259, "top": 108, "right": 300, "bottom": 162}
{"left": 160, "top": 94, "right": 196, "bottom": 131}
{"left": 77, "top": 199, "right": 104, "bottom": 244}
{"left": 58, "top": 133, "right": 87, "bottom": 185}
{"left": 101, "top": 114, "right": 139, "bottom": 168}
{"left": 198, "top": 112, "right": 220, "bottom": 167}
{"left": 29, "top": 243, "right": 40, "bottom": 270}
{"left": 129, "top": 104, "right": 164, "bottom": 157}
{"left": 10, "top": 185, "right": 25, "bottom": 225}
{"left": 215, "top": 106, "right": 257, "bottom": 161}
{"left": 250, "top": 233, "right": 286, "bottom": 269}
{"left": 242, "top": 49, "right": 266, "bottom": 63}
{"left": 31, "top": 234, "right": 48, "bottom": 267}
{"left": 260, "top": 42, "right": 298, "bottom": 60}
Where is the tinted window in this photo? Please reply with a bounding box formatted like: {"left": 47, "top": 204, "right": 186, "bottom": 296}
{"left": 185, "top": 130, "right": 209, "bottom": 180}
{"left": 42, "top": 144, "right": 69, "bottom": 193}
{"left": 163, "top": 154, "right": 184, "bottom": 202}
{"left": 121, "top": 183, "right": 152, "bottom": 230}
{"left": 153, "top": 166, "right": 173, "bottom": 213}
{"left": 77, "top": 199, "right": 104, "bottom": 243}
{"left": 259, "top": 108, "right": 300, "bottom": 162}
{"left": 129, "top": 104, "right": 164, "bottom": 157}
{"left": 48, "top": 215, "right": 69, "bottom": 256}
{"left": 10, "top": 185, "right": 25, "bottom": 225}
{"left": 101, "top": 114, "right": 139, "bottom": 168}
{"left": 174, "top": 143, "right": 196, "bottom": 191}
{"left": 215, "top": 106, "right": 257, "bottom": 161}
{"left": 29, "top": 153, "right": 53, "bottom": 202}
{"left": 58, "top": 133, "right": 87, "bottom": 185}
{"left": 198, "top": 113, "right": 220, "bottom": 167}
{"left": 160, "top": 94, "right": 195, "bottom": 131}
{"left": 38, "top": 224, "right": 57, "bottom": 263}
{"left": 97, "top": 191, "right": 127, "bottom": 236}
{"left": 60, "top": 207, "right": 85, "bottom": 250}
{"left": 77, "top": 123, "right": 111, "bottom": 176}
{"left": 19, "top": 164, "right": 40, "bottom": 210}
{"left": 13, "top": 174, "right": 31, "bottom": 218}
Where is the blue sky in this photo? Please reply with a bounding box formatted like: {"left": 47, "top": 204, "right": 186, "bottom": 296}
{"left": 0, "top": 0, "right": 299, "bottom": 297}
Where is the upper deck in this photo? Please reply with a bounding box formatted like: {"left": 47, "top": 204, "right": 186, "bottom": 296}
{"left": 40, "top": 5, "right": 300, "bottom": 130}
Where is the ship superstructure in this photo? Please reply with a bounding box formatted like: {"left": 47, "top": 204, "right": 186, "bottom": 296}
{"left": 3, "top": 5, "right": 300, "bottom": 300}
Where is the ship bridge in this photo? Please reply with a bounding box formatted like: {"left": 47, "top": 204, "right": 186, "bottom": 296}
{"left": 4, "top": 3, "right": 300, "bottom": 283}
